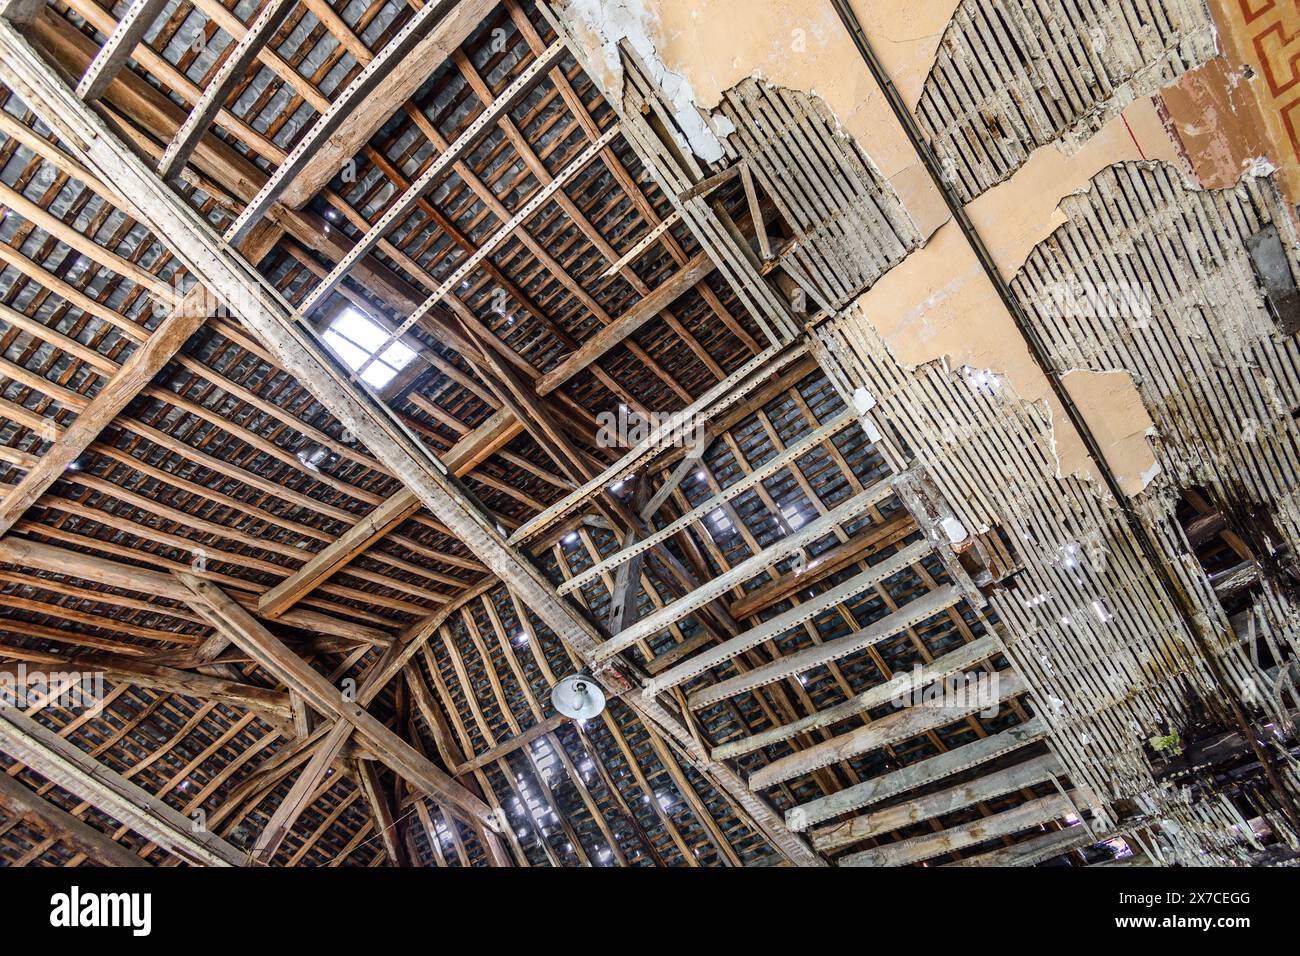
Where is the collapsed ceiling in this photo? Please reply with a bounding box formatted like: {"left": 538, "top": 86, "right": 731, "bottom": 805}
{"left": 0, "top": 0, "right": 1294, "bottom": 868}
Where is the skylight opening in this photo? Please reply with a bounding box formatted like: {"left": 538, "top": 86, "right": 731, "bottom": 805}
{"left": 322, "top": 308, "right": 416, "bottom": 389}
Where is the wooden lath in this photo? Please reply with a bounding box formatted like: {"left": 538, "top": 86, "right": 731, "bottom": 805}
{"left": 0, "top": 0, "right": 1110, "bottom": 868}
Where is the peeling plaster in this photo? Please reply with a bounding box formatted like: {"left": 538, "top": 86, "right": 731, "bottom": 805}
{"left": 1160, "top": 56, "right": 1275, "bottom": 192}
{"left": 594, "top": 0, "right": 951, "bottom": 236}
{"left": 562, "top": 0, "right": 1282, "bottom": 504}
{"left": 560, "top": 0, "right": 733, "bottom": 163}
{"left": 970, "top": 99, "right": 1191, "bottom": 280}
{"left": 1060, "top": 370, "right": 1161, "bottom": 497}
{"left": 841, "top": 96, "right": 1178, "bottom": 494}
{"left": 1201, "top": 0, "right": 1300, "bottom": 208}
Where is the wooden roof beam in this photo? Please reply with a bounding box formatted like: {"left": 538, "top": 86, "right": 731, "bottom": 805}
{"left": 0, "top": 706, "right": 246, "bottom": 865}
{"left": 0, "top": 646, "right": 294, "bottom": 727}
{"left": 0, "top": 536, "right": 392, "bottom": 647}
{"left": 786, "top": 715, "right": 1052, "bottom": 832}
{"left": 156, "top": 0, "right": 296, "bottom": 179}
{"left": 225, "top": 0, "right": 463, "bottom": 243}
{"left": 257, "top": 410, "right": 521, "bottom": 618}
{"left": 811, "top": 752, "right": 1065, "bottom": 854}
{"left": 534, "top": 249, "right": 716, "bottom": 396}
{"left": 278, "top": 0, "right": 497, "bottom": 210}
{"left": 599, "top": 482, "right": 898, "bottom": 665}
{"left": 713, "top": 634, "right": 1003, "bottom": 761}
{"left": 75, "top": 0, "right": 168, "bottom": 102}
{"left": 0, "top": 0, "right": 42, "bottom": 28}
{"left": 0, "top": 768, "right": 149, "bottom": 867}
{"left": 178, "top": 574, "right": 502, "bottom": 839}
{"left": 251, "top": 720, "right": 352, "bottom": 862}
{"left": 352, "top": 757, "right": 408, "bottom": 866}
{"left": 300, "top": 39, "right": 566, "bottom": 316}
{"left": 0, "top": 224, "right": 279, "bottom": 540}
{"left": 0, "top": 25, "right": 814, "bottom": 864}
{"left": 839, "top": 790, "right": 1090, "bottom": 867}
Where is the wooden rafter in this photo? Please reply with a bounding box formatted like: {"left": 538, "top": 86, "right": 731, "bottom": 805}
{"left": 0, "top": 20, "right": 821, "bottom": 865}
{"left": 74, "top": 0, "right": 168, "bottom": 102}
{"left": 257, "top": 410, "right": 521, "bottom": 618}
{"left": 0, "top": 768, "right": 149, "bottom": 866}
{"left": 177, "top": 573, "right": 501, "bottom": 837}
{"left": 0, "top": 706, "right": 246, "bottom": 865}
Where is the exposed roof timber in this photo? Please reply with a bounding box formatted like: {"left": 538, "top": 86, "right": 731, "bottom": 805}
{"left": 787, "top": 715, "right": 1053, "bottom": 832}
{"left": 278, "top": 0, "right": 499, "bottom": 210}
{"left": 603, "top": 483, "right": 899, "bottom": 664}
{"left": 0, "top": 646, "right": 294, "bottom": 727}
{"left": 252, "top": 719, "right": 352, "bottom": 862}
{"left": 6, "top": 9, "right": 535, "bottom": 604}
{"left": 0, "top": 706, "right": 246, "bottom": 865}
{"left": 231, "top": 577, "right": 493, "bottom": 861}
{"left": 177, "top": 574, "right": 503, "bottom": 839}
{"left": 559, "top": 410, "right": 857, "bottom": 596}
{"left": 352, "top": 757, "right": 408, "bottom": 866}
{"left": 812, "top": 752, "right": 1066, "bottom": 853}
{"left": 0, "top": 536, "right": 392, "bottom": 647}
{"left": 948, "top": 826, "right": 1099, "bottom": 868}
{"left": 0, "top": 221, "right": 280, "bottom": 539}
{"left": 156, "top": 0, "right": 296, "bottom": 179}
{"left": 27, "top": 10, "right": 444, "bottom": 326}
{"left": 74, "top": 0, "right": 167, "bottom": 102}
{"left": 224, "top": 0, "right": 460, "bottom": 243}
{"left": 714, "top": 634, "right": 1004, "bottom": 761}
{"left": 840, "top": 791, "right": 1091, "bottom": 867}
{"left": 0, "top": 20, "right": 821, "bottom": 864}
{"left": 300, "top": 37, "right": 567, "bottom": 317}
{"left": 534, "top": 248, "right": 715, "bottom": 395}
{"left": 680, "top": 583, "right": 967, "bottom": 707}
{"left": 0, "top": 768, "right": 149, "bottom": 867}
{"left": 257, "top": 410, "right": 521, "bottom": 618}
{"left": 727, "top": 510, "right": 916, "bottom": 619}
{"left": 510, "top": 340, "right": 808, "bottom": 544}
{"left": 355, "top": 122, "right": 621, "bottom": 371}
{"left": 15, "top": 0, "right": 686, "bottom": 608}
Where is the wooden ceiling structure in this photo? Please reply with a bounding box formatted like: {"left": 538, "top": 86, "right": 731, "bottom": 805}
{"left": 0, "top": 0, "right": 1127, "bottom": 868}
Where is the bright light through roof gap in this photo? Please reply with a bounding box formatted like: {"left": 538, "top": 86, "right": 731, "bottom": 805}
{"left": 322, "top": 307, "right": 417, "bottom": 389}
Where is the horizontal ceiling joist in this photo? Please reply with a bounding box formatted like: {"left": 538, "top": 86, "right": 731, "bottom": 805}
{"left": 787, "top": 714, "right": 1052, "bottom": 832}
{"left": 653, "top": 539, "right": 933, "bottom": 699}
{"left": 712, "top": 633, "right": 1003, "bottom": 760}
{"left": 840, "top": 789, "right": 1095, "bottom": 867}
{"left": 679, "top": 583, "right": 965, "bottom": 706}
{"left": 604, "top": 480, "right": 898, "bottom": 664}
{"left": 748, "top": 670, "right": 1027, "bottom": 790}
{"left": 811, "top": 751, "right": 1065, "bottom": 853}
